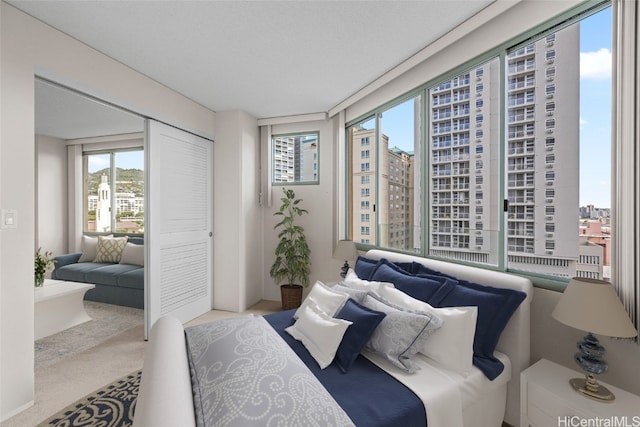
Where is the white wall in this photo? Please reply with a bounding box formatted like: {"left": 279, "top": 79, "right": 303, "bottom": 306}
{"left": 0, "top": 3, "right": 215, "bottom": 420}
{"left": 36, "top": 135, "right": 68, "bottom": 258}
{"left": 213, "top": 110, "right": 262, "bottom": 312}
{"left": 262, "top": 119, "right": 345, "bottom": 303}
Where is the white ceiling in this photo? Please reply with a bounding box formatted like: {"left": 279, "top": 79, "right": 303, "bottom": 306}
{"left": 35, "top": 79, "right": 145, "bottom": 140}
{"left": 9, "top": 0, "right": 495, "bottom": 138}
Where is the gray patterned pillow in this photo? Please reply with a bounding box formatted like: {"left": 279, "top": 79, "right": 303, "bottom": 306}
{"left": 332, "top": 283, "right": 369, "bottom": 304}
{"left": 361, "top": 293, "right": 442, "bottom": 373}
{"left": 94, "top": 236, "right": 128, "bottom": 263}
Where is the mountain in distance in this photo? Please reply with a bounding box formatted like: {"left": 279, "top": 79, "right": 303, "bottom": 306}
{"left": 88, "top": 168, "right": 144, "bottom": 196}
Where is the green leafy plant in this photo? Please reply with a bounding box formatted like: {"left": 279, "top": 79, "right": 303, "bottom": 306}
{"left": 34, "top": 247, "right": 56, "bottom": 287}
{"left": 270, "top": 188, "right": 311, "bottom": 288}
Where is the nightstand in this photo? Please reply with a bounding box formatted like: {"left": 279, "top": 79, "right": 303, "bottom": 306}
{"left": 521, "top": 359, "right": 640, "bottom": 427}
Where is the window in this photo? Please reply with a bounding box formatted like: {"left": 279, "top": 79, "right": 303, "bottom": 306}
{"left": 272, "top": 132, "right": 319, "bottom": 184}
{"left": 349, "top": 96, "right": 421, "bottom": 252}
{"left": 84, "top": 149, "right": 144, "bottom": 234}
{"left": 546, "top": 84, "right": 556, "bottom": 96}
{"left": 546, "top": 101, "right": 556, "bottom": 113}
{"left": 546, "top": 49, "right": 556, "bottom": 61}
{"left": 346, "top": 4, "right": 612, "bottom": 281}
{"left": 546, "top": 67, "right": 556, "bottom": 80}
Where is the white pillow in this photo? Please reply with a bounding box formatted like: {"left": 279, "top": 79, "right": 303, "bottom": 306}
{"left": 285, "top": 303, "right": 352, "bottom": 369}
{"left": 375, "top": 285, "right": 478, "bottom": 376}
{"left": 294, "top": 281, "right": 349, "bottom": 319}
{"left": 119, "top": 243, "right": 144, "bottom": 266}
{"left": 77, "top": 234, "right": 112, "bottom": 262}
{"left": 342, "top": 269, "right": 394, "bottom": 293}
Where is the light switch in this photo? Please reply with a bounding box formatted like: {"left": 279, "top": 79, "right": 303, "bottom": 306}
{"left": 1, "top": 209, "right": 18, "bottom": 229}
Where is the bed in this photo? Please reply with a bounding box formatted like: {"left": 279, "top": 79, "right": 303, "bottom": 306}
{"left": 134, "top": 249, "right": 532, "bottom": 427}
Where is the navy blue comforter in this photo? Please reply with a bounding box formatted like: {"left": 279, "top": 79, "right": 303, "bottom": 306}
{"left": 264, "top": 310, "right": 426, "bottom": 427}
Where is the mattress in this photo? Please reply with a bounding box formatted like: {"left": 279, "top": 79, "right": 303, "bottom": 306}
{"left": 363, "top": 349, "right": 511, "bottom": 427}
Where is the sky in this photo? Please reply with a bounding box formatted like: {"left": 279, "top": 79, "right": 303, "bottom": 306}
{"left": 578, "top": 7, "right": 612, "bottom": 208}
{"left": 379, "top": 6, "right": 613, "bottom": 208}
{"left": 88, "top": 150, "right": 144, "bottom": 173}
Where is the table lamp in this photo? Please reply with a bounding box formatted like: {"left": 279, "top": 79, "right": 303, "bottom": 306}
{"left": 552, "top": 277, "right": 637, "bottom": 402}
{"left": 333, "top": 240, "right": 357, "bottom": 278}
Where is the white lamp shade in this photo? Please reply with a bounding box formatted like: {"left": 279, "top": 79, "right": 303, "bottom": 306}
{"left": 333, "top": 240, "right": 357, "bottom": 262}
{"left": 552, "top": 277, "right": 637, "bottom": 338}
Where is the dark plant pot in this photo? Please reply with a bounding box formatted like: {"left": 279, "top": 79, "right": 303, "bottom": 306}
{"left": 280, "top": 284, "right": 303, "bottom": 310}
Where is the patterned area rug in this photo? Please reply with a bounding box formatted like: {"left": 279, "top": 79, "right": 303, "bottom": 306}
{"left": 38, "top": 370, "right": 141, "bottom": 427}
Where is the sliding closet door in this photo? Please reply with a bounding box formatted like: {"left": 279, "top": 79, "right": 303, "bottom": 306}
{"left": 145, "top": 120, "right": 213, "bottom": 337}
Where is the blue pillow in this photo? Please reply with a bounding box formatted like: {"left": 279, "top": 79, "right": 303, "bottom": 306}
{"left": 412, "top": 262, "right": 456, "bottom": 279}
{"left": 412, "top": 262, "right": 527, "bottom": 379}
{"left": 354, "top": 256, "right": 414, "bottom": 280}
{"left": 370, "top": 260, "right": 455, "bottom": 305}
{"left": 334, "top": 299, "right": 386, "bottom": 373}
{"left": 438, "top": 279, "right": 526, "bottom": 380}
{"left": 354, "top": 256, "right": 379, "bottom": 280}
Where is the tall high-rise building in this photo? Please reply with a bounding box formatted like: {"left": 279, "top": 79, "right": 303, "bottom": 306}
{"left": 428, "top": 27, "right": 579, "bottom": 274}
{"left": 428, "top": 26, "right": 580, "bottom": 274}
{"left": 428, "top": 60, "right": 501, "bottom": 265}
{"left": 505, "top": 29, "right": 580, "bottom": 277}
{"left": 351, "top": 129, "right": 415, "bottom": 251}
{"left": 273, "top": 134, "right": 318, "bottom": 183}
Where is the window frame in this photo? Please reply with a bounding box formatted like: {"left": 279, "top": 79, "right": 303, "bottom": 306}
{"left": 82, "top": 147, "right": 144, "bottom": 236}
{"left": 271, "top": 131, "right": 320, "bottom": 186}
{"left": 344, "top": 0, "right": 612, "bottom": 291}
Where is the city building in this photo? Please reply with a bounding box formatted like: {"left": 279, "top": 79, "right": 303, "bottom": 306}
{"left": 350, "top": 129, "right": 415, "bottom": 251}
{"left": 577, "top": 219, "right": 611, "bottom": 280}
{"left": 86, "top": 174, "right": 144, "bottom": 234}
{"left": 273, "top": 134, "right": 318, "bottom": 183}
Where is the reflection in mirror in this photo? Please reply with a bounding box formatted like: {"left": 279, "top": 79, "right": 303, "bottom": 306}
{"left": 272, "top": 132, "right": 319, "bottom": 184}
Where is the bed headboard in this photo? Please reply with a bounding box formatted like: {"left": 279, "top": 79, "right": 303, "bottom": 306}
{"left": 365, "top": 249, "right": 532, "bottom": 427}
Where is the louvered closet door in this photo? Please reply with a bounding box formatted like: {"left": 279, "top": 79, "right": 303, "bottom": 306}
{"left": 145, "top": 120, "right": 213, "bottom": 338}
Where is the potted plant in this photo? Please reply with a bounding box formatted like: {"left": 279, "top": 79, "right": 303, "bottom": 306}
{"left": 270, "top": 188, "right": 311, "bottom": 310}
{"left": 34, "top": 247, "right": 56, "bottom": 287}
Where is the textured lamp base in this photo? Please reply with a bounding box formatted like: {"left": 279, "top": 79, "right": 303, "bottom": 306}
{"left": 570, "top": 374, "right": 615, "bottom": 402}
{"left": 340, "top": 261, "right": 350, "bottom": 278}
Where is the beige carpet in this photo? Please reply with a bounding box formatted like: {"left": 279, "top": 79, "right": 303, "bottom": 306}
{"left": 2, "top": 300, "right": 281, "bottom": 427}
{"left": 35, "top": 301, "right": 143, "bottom": 370}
